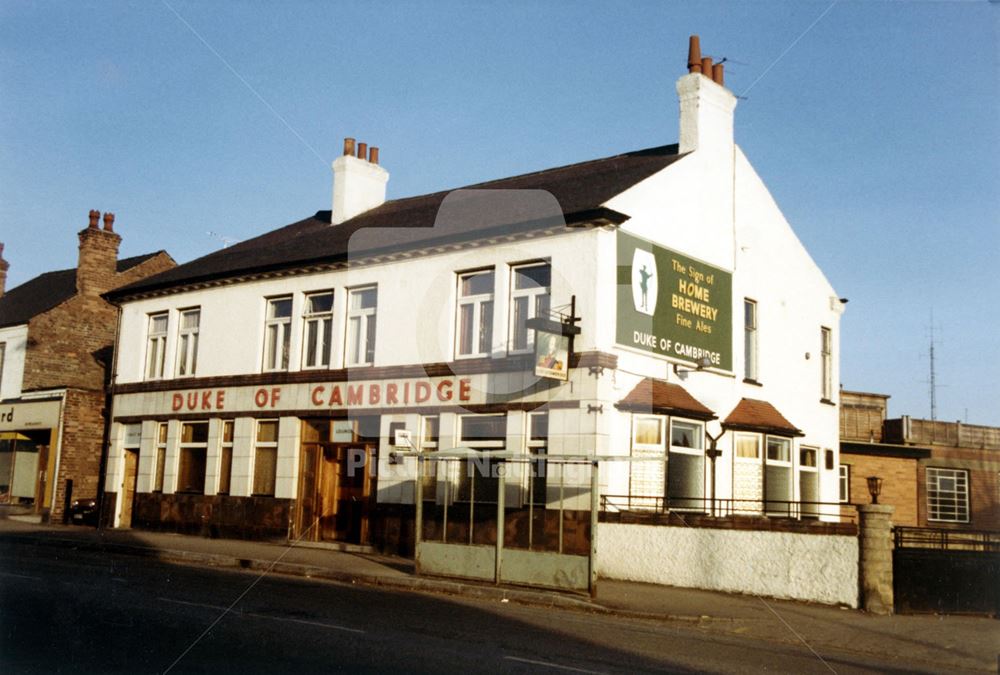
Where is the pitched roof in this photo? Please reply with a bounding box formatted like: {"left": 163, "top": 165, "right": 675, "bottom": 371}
{"left": 722, "top": 398, "right": 803, "bottom": 437}
{"left": 0, "top": 252, "right": 166, "bottom": 328}
{"left": 616, "top": 377, "right": 716, "bottom": 420}
{"left": 108, "top": 144, "right": 684, "bottom": 299}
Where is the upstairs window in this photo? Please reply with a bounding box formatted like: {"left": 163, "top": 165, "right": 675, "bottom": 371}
{"left": 820, "top": 327, "right": 833, "bottom": 400}
{"left": 263, "top": 297, "right": 292, "bottom": 372}
{"left": 302, "top": 291, "right": 334, "bottom": 369}
{"left": 145, "top": 312, "right": 168, "bottom": 380}
{"left": 456, "top": 270, "right": 495, "bottom": 358}
{"left": 744, "top": 299, "right": 758, "bottom": 381}
{"left": 346, "top": 287, "right": 377, "bottom": 366}
{"left": 510, "top": 263, "right": 551, "bottom": 353}
{"left": 176, "top": 308, "right": 200, "bottom": 377}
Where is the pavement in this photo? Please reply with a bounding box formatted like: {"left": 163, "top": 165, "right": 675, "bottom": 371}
{"left": 1, "top": 518, "right": 997, "bottom": 672}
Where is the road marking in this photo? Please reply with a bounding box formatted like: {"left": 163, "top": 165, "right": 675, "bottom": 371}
{"left": 158, "top": 597, "right": 365, "bottom": 634}
{"left": 503, "top": 656, "right": 606, "bottom": 674}
{"left": 0, "top": 571, "right": 42, "bottom": 581}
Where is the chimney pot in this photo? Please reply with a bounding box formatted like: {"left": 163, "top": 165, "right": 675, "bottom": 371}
{"left": 368, "top": 146, "right": 379, "bottom": 164}
{"left": 103, "top": 212, "right": 115, "bottom": 232}
{"left": 687, "top": 35, "right": 702, "bottom": 73}
{"left": 713, "top": 62, "right": 724, "bottom": 86}
{"left": 357, "top": 142, "right": 367, "bottom": 160}
{"left": 701, "top": 57, "right": 713, "bottom": 79}
{"left": 343, "top": 137, "right": 356, "bottom": 156}
{"left": 88, "top": 210, "right": 100, "bottom": 229}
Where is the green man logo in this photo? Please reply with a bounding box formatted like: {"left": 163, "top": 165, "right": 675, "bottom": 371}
{"left": 631, "top": 248, "right": 657, "bottom": 316}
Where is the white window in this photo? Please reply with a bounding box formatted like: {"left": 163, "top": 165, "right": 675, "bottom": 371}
{"left": 735, "top": 433, "right": 760, "bottom": 460}
{"left": 821, "top": 326, "right": 832, "bottom": 400}
{"left": 509, "top": 263, "right": 551, "bottom": 353}
{"left": 346, "top": 286, "right": 377, "bottom": 366}
{"left": 263, "top": 297, "right": 292, "bottom": 372}
{"left": 838, "top": 464, "right": 850, "bottom": 503}
{"left": 218, "top": 421, "right": 234, "bottom": 495}
{"left": 153, "top": 423, "right": 167, "bottom": 492}
{"left": 766, "top": 436, "right": 791, "bottom": 463}
{"left": 744, "top": 299, "right": 758, "bottom": 381}
{"left": 145, "top": 312, "right": 168, "bottom": 380}
{"left": 765, "top": 436, "right": 793, "bottom": 515}
{"left": 799, "top": 446, "right": 820, "bottom": 516}
{"left": 668, "top": 419, "right": 705, "bottom": 511}
{"left": 630, "top": 415, "right": 666, "bottom": 504}
{"left": 527, "top": 411, "right": 548, "bottom": 505}
{"left": 457, "top": 413, "right": 506, "bottom": 502}
{"left": 927, "top": 467, "right": 969, "bottom": 523}
{"left": 176, "top": 308, "right": 200, "bottom": 377}
{"left": 177, "top": 422, "right": 208, "bottom": 494}
{"left": 253, "top": 420, "right": 278, "bottom": 496}
{"left": 456, "top": 270, "right": 494, "bottom": 358}
{"left": 302, "top": 291, "right": 334, "bottom": 369}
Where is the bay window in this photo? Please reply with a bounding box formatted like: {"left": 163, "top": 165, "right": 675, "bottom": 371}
{"left": 764, "top": 436, "right": 792, "bottom": 516}
{"left": 629, "top": 415, "right": 666, "bottom": 508}
{"left": 667, "top": 419, "right": 705, "bottom": 511}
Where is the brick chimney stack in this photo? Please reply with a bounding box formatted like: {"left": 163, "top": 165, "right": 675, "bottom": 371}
{"left": 0, "top": 242, "right": 9, "bottom": 299}
{"left": 77, "top": 210, "right": 122, "bottom": 296}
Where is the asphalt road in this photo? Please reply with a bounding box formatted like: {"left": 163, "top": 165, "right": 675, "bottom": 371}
{"left": 0, "top": 540, "right": 946, "bottom": 674}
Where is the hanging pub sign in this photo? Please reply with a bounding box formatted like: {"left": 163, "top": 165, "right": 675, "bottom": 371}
{"left": 616, "top": 231, "right": 733, "bottom": 371}
{"left": 527, "top": 298, "right": 580, "bottom": 382}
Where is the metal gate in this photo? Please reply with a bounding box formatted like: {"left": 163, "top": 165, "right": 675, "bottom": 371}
{"left": 413, "top": 450, "right": 597, "bottom": 594}
{"left": 893, "top": 527, "right": 1000, "bottom": 616}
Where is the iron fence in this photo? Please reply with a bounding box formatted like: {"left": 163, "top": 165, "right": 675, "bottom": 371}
{"left": 894, "top": 526, "right": 1000, "bottom": 553}
{"left": 601, "top": 494, "right": 855, "bottom": 523}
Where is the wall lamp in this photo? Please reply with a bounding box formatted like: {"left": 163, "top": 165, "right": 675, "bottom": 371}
{"left": 866, "top": 475, "right": 883, "bottom": 504}
{"left": 673, "top": 356, "right": 714, "bottom": 380}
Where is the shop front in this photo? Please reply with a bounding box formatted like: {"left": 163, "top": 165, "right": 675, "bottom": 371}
{"left": 0, "top": 397, "right": 62, "bottom": 515}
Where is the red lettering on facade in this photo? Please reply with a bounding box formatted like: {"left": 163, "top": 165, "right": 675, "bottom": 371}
{"left": 459, "top": 378, "right": 472, "bottom": 402}
{"left": 171, "top": 393, "right": 183, "bottom": 411}
{"left": 347, "top": 384, "right": 364, "bottom": 406}
{"left": 201, "top": 391, "right": 212, "bottom": 410}
{"left": 404, "top": 382, "right": 410, "bottom": 404}
{"left": 254, "top": 388, "right": 269, "bottom": 407}
{"left": 328, "top": 385, "right": 343, "bottom": 407}
{"left": 311, "top": 386, "right": 325, "bottom": 406}
{"left": 386, "top": 383, "right": 398, "bottom": 404}
{"left": 415, "top": 382, "right": 431, "bottom": 403}
{"left": 187, "top": 392, "right": 198, "bottom": 410}
{"left": 216, "top": 390, "right": 225, "bottom": 409}
{"left": 369, "top": 384, "right": 381, "bottom": 405}
{"left": 436, "top": 380, "right": 453, "bottom": 402}
{"left": 270, "top": 388, "right": 281, "bottom": 408}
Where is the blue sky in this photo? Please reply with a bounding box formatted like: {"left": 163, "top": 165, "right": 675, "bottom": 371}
{"left": 1, "top": 1, "right": 997, "bottom": 424}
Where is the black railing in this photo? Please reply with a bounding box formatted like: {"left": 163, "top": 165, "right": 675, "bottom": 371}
{"left": 601, "top": 494, "right": 856, "bottom": 523}
{"left": 894, "top": 526, "right": 1000, "bottom": 553}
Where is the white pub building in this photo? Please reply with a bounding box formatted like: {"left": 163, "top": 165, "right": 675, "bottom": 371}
{"left": 102, "top": 38, "right": 845, "bottom": 554}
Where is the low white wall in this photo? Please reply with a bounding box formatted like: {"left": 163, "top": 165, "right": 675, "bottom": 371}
{"left": 596, "top": 523, "right": 858, "bottom": 607}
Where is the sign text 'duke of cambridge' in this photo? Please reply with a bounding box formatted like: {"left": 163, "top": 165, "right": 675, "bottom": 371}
{"left": 616, "top": 231, "right": 733, "bottom": 371}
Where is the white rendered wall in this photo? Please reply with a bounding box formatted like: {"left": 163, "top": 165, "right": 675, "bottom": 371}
{"left": 0, "top": 324, "right": 28, "bottom": 400}
{"left": 597, "top": 522, "right": 858, "bottom": 607}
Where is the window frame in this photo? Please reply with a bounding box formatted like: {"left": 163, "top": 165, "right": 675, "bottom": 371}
{"left": 838, "top": 464, "right": 850, "bottom": 503}
{"left": 926, "top": 467, "right": 970, "bottom": 523}
{"left": 820, "top": 326, "right": 833, "bottom": 401}
{"left": 302, "top": 291, "right": 334, "bottom": 370}
{"left": 153, "top": 422, "right": 167, "bottom": 492}
{"left": 262, "top": 296, "right": 293, "bottom": 372}
{"left": 345, "top": 286, "right": 378, "bottom": 367}
{"left": 455, "top": 268, "right": 495, "bottom": 359}
{"left": 765, "top": 435, "right": 792, "bottom": 465}
{"left": 252, "top": 419, "right": 279, "bottom": 497}
{"left": 218, "top": 420, "right": 234, "bottom": 495}
{"left": 744, "top": 298, "right": 758, "bottom": 382}
{"left": 734, "top": 432, "right": 761, "bottom": 462}
{"left": 175, "top": 307, "right": 201, "bottom": 377}
{"left": 418, "top": 415, "right": 440, "bottom": 502}
{"left": 508, "top": 262, "right": 551, "bottom": 354}
{"left": 177, "top": 421, "right": 209, "bottom": 494}
{"left": 632, "top": 415, "right": 666, "bottom": 452}
{"left": 145, "top": 312, "right": 169, "bottom": 380}
{"left": 527, "top": 411, "right": 549, "bottom": 505}
{"left": 456, "top": 413, "right": 507, "bottom": 503}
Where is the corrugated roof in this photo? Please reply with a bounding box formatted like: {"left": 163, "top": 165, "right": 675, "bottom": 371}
{"left": 0, "top": 252, "right": 165, "bottom": 328}
{"left": 616, "top": 377, "right": 716, "bottom": 420}
{"left": 108, "top": 144, "right": 684, "bottom": 299}
{"left": 722, "top": 398, "right": 803, "bottom": 437}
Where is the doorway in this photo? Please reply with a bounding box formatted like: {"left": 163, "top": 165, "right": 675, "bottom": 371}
{"left": 295, "top": 419, "right": 375, "bottom": 544}
{"left": 119, "top": 448, "right": 139, "bottom": 528}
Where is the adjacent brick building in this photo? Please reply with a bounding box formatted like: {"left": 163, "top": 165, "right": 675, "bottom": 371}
{"left": 0, "top": 211, "right": 174, "bottom": 522}
{"left": 839, "top": 390, "right": 1000, "bottom": 532}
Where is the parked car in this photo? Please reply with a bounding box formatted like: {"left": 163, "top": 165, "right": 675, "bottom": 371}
{"left": 68, "top": 497, "right": 99, "bottom": 526}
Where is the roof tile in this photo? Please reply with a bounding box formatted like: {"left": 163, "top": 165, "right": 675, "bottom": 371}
{"left": 722, "top": 398, "right": 802, "bottom": 436}
{"left": 616, "top": 377, "right": 716, "bottom": 420}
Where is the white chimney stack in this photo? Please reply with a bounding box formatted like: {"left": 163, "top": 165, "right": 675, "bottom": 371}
{"left": 331, "top": 137, "right": 389, "bottom": 225}
{"left": 677, "top": 35, "right": 737, "bottom": 155}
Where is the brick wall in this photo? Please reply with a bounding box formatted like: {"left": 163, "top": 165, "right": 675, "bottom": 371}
{"left": 917, "top": 455, "right": 1000, "bottom": 532}
{"left": 50, "top": 388, "right": 106, "bottom": 522}
{"left": 841, "top": 453, "right": 919, "bottom": 526}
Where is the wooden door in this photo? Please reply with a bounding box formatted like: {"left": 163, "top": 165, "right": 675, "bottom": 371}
{"left": 120, "top": 449, "right": 138, "bottom": 527}
{"left": 332, "top": 444, "right": 374, "bottom": 544}
{"left": 295, "top": 443, "right": 320, "bottom": 541}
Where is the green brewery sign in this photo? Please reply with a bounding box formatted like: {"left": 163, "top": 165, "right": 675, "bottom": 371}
{"left": 616, "top": 231, "right": 732, "bottom": 371}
